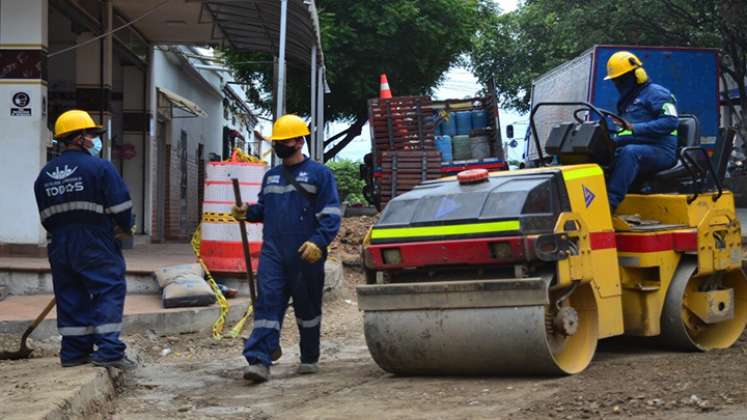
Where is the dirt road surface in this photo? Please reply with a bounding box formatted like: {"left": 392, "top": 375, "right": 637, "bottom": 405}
{"left": 6, "top": 219, "right": 746, "bottom": 419}
{"left": 111, "top": 265, "right": 747, "bottom": 420}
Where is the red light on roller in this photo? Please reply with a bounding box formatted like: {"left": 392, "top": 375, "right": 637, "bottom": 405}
{"left": 457, "top": 169, "right": 489, "bottom": 184}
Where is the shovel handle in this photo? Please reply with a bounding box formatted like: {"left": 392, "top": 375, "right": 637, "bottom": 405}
{"left": 232, "top": 178, "right": 257, "bottom": 306}
{"left": 21, "top": 297, "right": 56, "bottom": 342}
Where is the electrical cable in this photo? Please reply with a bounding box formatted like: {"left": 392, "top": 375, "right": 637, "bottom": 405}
{"left": 49, "top": 0, "right": 172, "bottom": 59}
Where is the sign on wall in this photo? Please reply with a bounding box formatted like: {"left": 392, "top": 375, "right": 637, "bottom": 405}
{"left": 10, "top": 91, "right": 31, "bottom": 117}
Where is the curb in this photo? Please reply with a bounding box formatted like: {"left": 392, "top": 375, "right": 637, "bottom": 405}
{"left": 0, "top": 297, "right": 253, "bottom": 340}
{"left": 41, "top": 367, "right": 122, "bottom": 420}
{"left": 0, "top": 360, "right": 127, "bottom": 420}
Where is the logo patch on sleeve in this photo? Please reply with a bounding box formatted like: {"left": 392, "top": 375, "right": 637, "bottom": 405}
{"left": 582, "top": 185, "right": 595, "bottom": 208}
{"left": 662, "top": 103, "right": 678, "bottom": 117}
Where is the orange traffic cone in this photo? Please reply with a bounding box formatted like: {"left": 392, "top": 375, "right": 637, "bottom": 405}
{"left": 379, "top": 73, "right": 392, "bottom": 99}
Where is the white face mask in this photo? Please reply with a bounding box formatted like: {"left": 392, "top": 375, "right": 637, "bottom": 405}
{"left": 87, "top": 136, "right": 102, "bottom": 156}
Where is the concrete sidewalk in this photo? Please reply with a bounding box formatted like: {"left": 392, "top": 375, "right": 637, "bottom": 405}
{"left": 0, "top": 239, "right": 195, "bottom": 275}
{"left": 0, "top": 294, "right": 253, "bottom": 339}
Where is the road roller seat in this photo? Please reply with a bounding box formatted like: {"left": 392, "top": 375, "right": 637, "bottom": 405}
{"left": 650, "top": 114, "right": 700, "bottom": 179}
{"left": 632, "top": 114, "right": 704, "bottom": 194}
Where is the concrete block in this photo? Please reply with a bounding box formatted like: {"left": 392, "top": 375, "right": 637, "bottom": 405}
{"left": 324, "top": 258, "right": 344, "bottom": 292}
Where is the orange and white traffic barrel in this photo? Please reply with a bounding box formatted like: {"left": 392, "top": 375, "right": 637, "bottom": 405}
{"left": 200, "top": 161, "right": 267, "bottom": 273}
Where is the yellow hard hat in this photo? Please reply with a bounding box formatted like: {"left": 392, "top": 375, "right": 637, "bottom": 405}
{"left": 604, "top": 51, "right": 643, "bottom": 80}
{"left": 270, "top": 114, "right": 310, "bottom": 141}
{"left": 54, "top": 109, "right": 103, "bottom": 138}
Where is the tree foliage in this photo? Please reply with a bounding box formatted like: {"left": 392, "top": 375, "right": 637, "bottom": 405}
{"left": 223, "top": 0, "right": 496, "bottom": 160}
{"left": 471, "top": 0, "right": 747, "bottom": 125}
{"left": 226, "top": 0, "right": 492, "bottom": 120}
{"left": 327, "top": 159, "right": 366, "bottom": 205}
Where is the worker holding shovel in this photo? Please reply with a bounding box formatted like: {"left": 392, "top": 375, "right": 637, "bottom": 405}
{"left": 232, "top": 114, "right": 341, "bottom": 383}
{"left": 32, "top": 110, "right": 136, "bottom": 370}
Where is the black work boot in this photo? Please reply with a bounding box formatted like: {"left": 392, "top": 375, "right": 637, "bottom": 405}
{"left": 61, "top": 357, "right": 91, "bottom": 368}
{"left": 297, "top": 362, "right": 319, "bottom": 374}
{"left": 243, "top": 364, "right": 270, "bottom": 383}
{"left": 92, "top": 355, "right": 137, "bottom": 371}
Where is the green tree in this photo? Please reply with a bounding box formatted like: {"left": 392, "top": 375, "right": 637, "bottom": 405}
{"left": 327, "top": 159, "right": 366, "bottom": 205}
{"left": 223, "top": 0, "right": 497, "bottom": 161}
{"left": 470, "top": 0, "right": 747, "bottom": 139}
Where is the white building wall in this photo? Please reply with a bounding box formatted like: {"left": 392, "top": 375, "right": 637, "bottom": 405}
{"left": 151, "top": 48, "right": 223, "bottom": 157}
{"left": 146, "top": 47, "right": 223, "bottom": 239}
{"left": 0, "top": 0, "right": 49, "bottom": 247}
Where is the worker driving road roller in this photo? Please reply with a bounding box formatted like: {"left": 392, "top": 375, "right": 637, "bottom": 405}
{"left": 355, "top": 53, "right": 747, "bottom": 376}
{"left": 603, "top": 51, "right": 679, "bottom": 212}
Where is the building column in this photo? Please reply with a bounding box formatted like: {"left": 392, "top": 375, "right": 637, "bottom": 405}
{"left": 74, "top": 30, "right": 111, "bottom": 158}
{"left": 74, "top": 0, "right": 112, "bottom": 159}
{"left": 0, "top": 0, "right": 49, "bottom": 252}
{"left": 122, "top": 66, "right": 148, "bottom": 234}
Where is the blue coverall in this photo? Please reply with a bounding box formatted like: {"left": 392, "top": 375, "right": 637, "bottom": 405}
{"left": 607, "top": 81, "right": 679, "bottom": 210}
{"left": 243, "top": 157, "right": 341, "bottom": 367}
{"left": 34, "top": 149, "right": 133, "bottom": 364}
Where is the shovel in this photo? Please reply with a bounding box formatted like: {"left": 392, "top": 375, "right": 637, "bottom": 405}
{"left": 0, "top": 297, "right": 56, "bottom": 360}
{"left": 231, "top": 178, "right": 282, "bottom": 361}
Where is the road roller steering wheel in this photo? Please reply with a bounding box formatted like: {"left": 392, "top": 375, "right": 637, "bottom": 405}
{"left": 530, "top": 101, "right": 623, "bottom": 166}
{"left": 598, "top": 109, "right": 630, "bottom": 136}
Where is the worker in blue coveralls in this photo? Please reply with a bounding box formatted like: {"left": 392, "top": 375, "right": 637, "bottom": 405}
{"left": 232, "top": 114, "right": 341, "bottom": 383}
{"left": 34, "top": 110, "right": 136, "bottom": 370}
{"left": 604, "top": 51, "right": 679, "bottom": 212}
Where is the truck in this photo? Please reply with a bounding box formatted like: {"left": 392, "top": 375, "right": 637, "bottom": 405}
{"left": 524, "top": 45, "right": 721, "bottom": 166}
{"left": 360, "top": 95, "right": 507, "bottom": 210}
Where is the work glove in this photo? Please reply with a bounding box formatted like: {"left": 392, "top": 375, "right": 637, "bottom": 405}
{"left": 114, "top": 225, "right": 135, "bottom": 241}
{"left": 231, "top": 203, "right": 248, "bottom": 221}
{"left": 611, "top": 115, "right": 633, "bottom": 132}
{"left": 298, "top": 241, "right": 323, "bottom": 264}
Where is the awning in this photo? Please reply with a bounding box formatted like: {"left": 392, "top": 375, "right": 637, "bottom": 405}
{"left": 227, "top": 129, "right": 245, "bottom": 140}
{"left": 157, "top": 87, "right": 208, "bottom": 118}
{"left": 112, "top": 0, "right": 325, "bottom": 68}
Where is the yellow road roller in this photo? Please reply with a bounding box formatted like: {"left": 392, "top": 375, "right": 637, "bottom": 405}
{"left": 356, "top": 102, "right": 747, "bottom": 375}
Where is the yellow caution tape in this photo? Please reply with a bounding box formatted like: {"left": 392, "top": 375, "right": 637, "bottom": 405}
{"left": 227, "top": 308, "right": 253, "bottom": 338}
{"left": 191, "top": 224, "right": 229, "bottom": 339}
{"left": 202, "top": 212, "right": 241, "bottom": 224}
{"left": 191, "top": 218, "right": 255, "bottom": 340}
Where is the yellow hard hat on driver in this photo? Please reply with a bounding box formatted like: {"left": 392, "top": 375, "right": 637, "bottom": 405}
{"left": 270, "top": 114, "right": 310, "bottom": 141}
{"left": 54, "top": 109, "right": 104, "bottom": 138}
{"left": 604, "top": 51, "right": 643, "bottom": 80}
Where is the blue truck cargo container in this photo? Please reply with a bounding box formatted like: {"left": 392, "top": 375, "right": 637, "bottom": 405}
{"left": 525, "top": 45, "right": 720, "bottom": 165}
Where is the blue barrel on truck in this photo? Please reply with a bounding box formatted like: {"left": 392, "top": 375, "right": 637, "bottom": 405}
{"left": 526, "top": 45, "right": 720, "bottom": 165}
